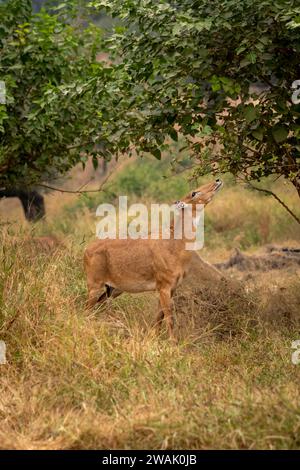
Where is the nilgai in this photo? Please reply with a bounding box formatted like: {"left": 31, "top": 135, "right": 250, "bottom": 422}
{"left": 84, "top": 179, "right": 223, "bottom": 340}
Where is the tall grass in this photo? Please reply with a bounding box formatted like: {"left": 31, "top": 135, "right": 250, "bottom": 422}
{"left": 0, "top": 156, "right": 300, "bottom": 449}
{"left": 0, "top": 236, "right": 300, "bottom": 449}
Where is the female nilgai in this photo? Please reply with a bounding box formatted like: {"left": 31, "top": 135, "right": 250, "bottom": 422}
{"left": 84, "top": 179, "right": 222, "bottom": 340}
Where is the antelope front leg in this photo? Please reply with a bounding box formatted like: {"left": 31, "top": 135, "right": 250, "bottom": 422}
{"left": 159, "top": 288, "right": 176, "bottom": 342}
{"left": 86, "top": 279, "right": 105, "bottom": 309}
{"left": 86, "top": 288, "right": 103, "bottom": 309}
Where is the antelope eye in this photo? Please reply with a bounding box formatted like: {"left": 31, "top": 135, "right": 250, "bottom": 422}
{"left": 191, "top": 191, "right": 197, "bottom": 198}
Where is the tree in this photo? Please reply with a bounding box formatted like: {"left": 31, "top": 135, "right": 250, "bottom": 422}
{"left": 90, "top": 0, "right": 300, "bottom": 200}
{"left": 0, "top": 0, "right": 111, "bottom": 189}
{"left": 0, "top": 188, "right": 45, "bottom": 221}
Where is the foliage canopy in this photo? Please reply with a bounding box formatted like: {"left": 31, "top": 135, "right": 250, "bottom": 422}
{"left": 1, "top": 0, "right": 300, "bottom": 201}
{"left": 0, "top": 0, "right": 108, "bottom": 188}
{"left": 91, "top": 0, "right": 300, "bottom": 196}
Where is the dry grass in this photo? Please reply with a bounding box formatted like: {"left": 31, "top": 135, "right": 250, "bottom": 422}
{"left": 0, "top": 228, "right": 300, "bottom": 450}
{"left": 0, "top": 167, "right": 300, "bottom": 449}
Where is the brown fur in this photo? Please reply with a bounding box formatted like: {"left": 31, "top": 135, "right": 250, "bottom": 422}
{"left": 84, "top": 180, "right": 222, "bottom": 340}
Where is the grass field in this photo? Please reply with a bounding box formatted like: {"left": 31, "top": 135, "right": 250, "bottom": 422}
{"left": 0, "top": 158, "right": 300, "bottom": 449}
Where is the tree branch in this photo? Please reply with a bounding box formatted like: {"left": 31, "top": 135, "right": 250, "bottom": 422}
{"left": 36, "top": 165, "right": 116, "bottom": 194}
{"left": 246, "top": 181, "right": 300, "bottom": 225}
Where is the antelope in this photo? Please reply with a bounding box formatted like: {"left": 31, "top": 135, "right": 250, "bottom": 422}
{"left": 84, "top": 179, "right": 223, "bottom": 340}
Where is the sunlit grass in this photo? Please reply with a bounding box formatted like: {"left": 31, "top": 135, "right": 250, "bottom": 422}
{"left": 0, "top": 225, "right": 299, "bottom": 449}
{"left": 0, "top": 158, "right": 299, "bottom": 449}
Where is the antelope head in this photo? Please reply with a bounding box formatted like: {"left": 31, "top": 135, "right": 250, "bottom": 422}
{"left": 175, "top": 179, "right": 223, "bottom": 210}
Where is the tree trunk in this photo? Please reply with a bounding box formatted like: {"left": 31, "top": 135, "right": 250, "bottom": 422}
{"left": 0, "top": 189, "right": 45, "bottom": 222}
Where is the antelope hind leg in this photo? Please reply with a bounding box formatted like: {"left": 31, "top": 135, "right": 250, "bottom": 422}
{"left": 153, "top": 305, "right": 164, "bottom": 333}
{"left": 159, "top": 288, "right": 176, "bottom": 342}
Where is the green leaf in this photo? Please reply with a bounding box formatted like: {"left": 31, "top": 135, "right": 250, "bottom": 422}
{"left": 152, "top": 148, "right": 161, "bottom": 160}
{"left": 252, "top": 128, "right": 264, "bottom": 141}
{"left": 272, "top": 126, "right": 288, "bottom": 143}
{"left": 240, "top": 52, "right": 256, "bottom": 68}
{"left": 169, "top": 128, "right": 178, "bottom": 141}
{"left": 210, "top": 75, "right": 221, "bottom": 92}
{"left": 92, "top": 155, "right": 98, "bottom": 170}
{"left": 244, "top": 105, "right": 257, "bottom": 123}
{"left": 54, "top": 3, "right": 67, "bottom": 11}
{"left": 247, "top": 52, "right": 257, "bottom": 64}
